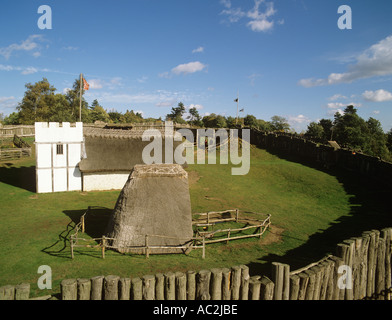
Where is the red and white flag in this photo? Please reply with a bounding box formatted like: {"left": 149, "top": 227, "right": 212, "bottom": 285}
{"left": 83, "top": 77, "right": 89, "bottom": 91}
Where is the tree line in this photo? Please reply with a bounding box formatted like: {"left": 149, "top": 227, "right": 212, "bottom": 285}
{"left": 1, "top": 78, "right": 392, "bottom": 161}
{"left": 1, "top": 78, "right": 291, "bottom": 133}
{"left": 305, "top": 105, "right": 392, "bottom": 161}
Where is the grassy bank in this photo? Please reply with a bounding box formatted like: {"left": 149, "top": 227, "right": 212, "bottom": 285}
{"left": 0, "top": 140, "right": 390, "bottom": 298}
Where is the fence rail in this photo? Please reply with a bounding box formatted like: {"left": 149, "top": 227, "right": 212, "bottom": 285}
{"left": 0, "top": 125, "right": 35, "bottom": 137}
{"left": 69, "top": 208, "right": 271, "bottom": 260}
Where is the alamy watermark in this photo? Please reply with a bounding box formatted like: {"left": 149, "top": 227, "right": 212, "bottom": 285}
{"left": 338, "top": 5, "right": 352, "bottom": 30}
{"left": 37, "top": 265, "right": 52, "bottom": 290}
{"left": 337, "top": 265, "right": 353, "bottom": 290}
{"left": 141, "top": 122, "right": 250, "bottom": 175}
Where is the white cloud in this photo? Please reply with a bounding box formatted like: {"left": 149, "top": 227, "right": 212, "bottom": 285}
{"left": 0, "top": 64, "right": 39, "bottom": 75}
{"left": 248, "top": 19, "right": 273, "bottom": 32}
{"left": 160, "top": 61, "right": 207, "bottom": 78}
{"left": 325, "top": 101, "right": 361, "bottom": 116}
{"left": 288, "top": 114, "right": 311, "bottom": 125}
{"left": 220, "top": 0, "right": 231, "bottom": 9}
{"left": 88, "top": 79, "right": 103, "bottom": 89}
{"left": 137, "top": 76, "right": 148, "bottom": 83}
{"left": 192, "top": 46, "right": 204, "bottom": 54}
{"left": 0, "top": 35, "right": 45, "bottom": 60}
{"left": 220, "top": 0, "right": 278, "bottom": 33}
{"left": 188, "top": 104, "right": 204, "bottom": 110}
{"left": 0, "top": 96, "right": 15, "bottom": 103}
{"left": 62, "top": 46, "right": 78, "bottom": 51}
{"left": 62, "top": 88, "right": 72, "bottom": 94}
{"left": 287, "top": 114, "right": 311, "bottom": 132}
{"left": 328, "top": 94, "right": 347, "bottom": 101}
{"left": 248, "top": 73, "right": 261, "bottom": 86}
{"left": 0, "top": 96, "right": 17, "bottom": 113}
{"left": 299, "top": 35, "right": 392, "bottom": 87}
{"left": 172, "top": 61, "right": 207, "bottom": 75}
{"left": 21, "top": 67, "right": 38, "bottom": 75}
{"left": 362, "top": 89, "right": 392, "bottom": 102}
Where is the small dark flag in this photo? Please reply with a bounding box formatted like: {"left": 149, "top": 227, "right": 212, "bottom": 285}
{"left": 239, "top": 108, "right": 244, "bottom": 112}
{"left": 234, "top": 98, "right": 238, "bottom": 102}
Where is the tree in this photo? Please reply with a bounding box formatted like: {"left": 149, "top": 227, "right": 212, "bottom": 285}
{"left": 89, "top": 99, "right": 110, "bottom": 123}
{"left": 270, "top": 115, "right": 290, "bottom": 132}
{"left": 48, "top": 94, "right": 73, "bottom": 122}
{"left": 256, "top": 119, "right": 272, "bottom": 131}
{"left": 120, "top": 110, "right": 143, "bottom": 123}
{"left": 17, "top": 78, "right": 56, "bottom": 124}
{"left": 319, "top": 119, "right": 333, "bottom": 140}
{"left": 244, "top": 114, "right": 258, "bottom": 128}
{"left": 363, "top": 117, "right": 388, "bottom": 158}
{"left": 166, "top": 102, "right": 186, "bottom": 124}
{"left": 188, "top": 106, "right": 202, "bottom": 126}
{"left": 3, "top": 112, "right": 20, "bottom": 125}
{"left": 306, "top": 122, "right": 324, "bottom": 139}
{"left": 108, "top": 110, "right": 122, "bottom": 123}
{"left": 333, "top": 105, "right": 367, "bottom": 149}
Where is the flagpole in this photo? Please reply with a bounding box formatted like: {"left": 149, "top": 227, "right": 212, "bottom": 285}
{"left": 236, "top": 90, "right": 239, "bottom": 125}
{"left": 79, "top": 73, "right": 83, "bottom": 122}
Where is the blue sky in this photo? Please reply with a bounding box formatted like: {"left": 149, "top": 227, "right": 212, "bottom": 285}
{"left": 0, "top": 0, "right": 391, "bottom": 132}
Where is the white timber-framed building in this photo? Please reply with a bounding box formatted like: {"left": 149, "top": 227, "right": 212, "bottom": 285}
{"left": 35, "top": 122, "right": 182, "bottom": 193}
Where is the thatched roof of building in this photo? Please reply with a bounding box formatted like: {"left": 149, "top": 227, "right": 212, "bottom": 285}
{"left": 105, "top": 164, "right": 193, "bottom": 254}
{"left": 79, "top": 127, "right": 182, "bottom": 173}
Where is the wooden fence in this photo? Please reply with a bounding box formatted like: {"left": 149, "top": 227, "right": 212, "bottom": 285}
{"left": 62, "top": 227, "right": 392, "bottom": 300}
{"left": 69, "top": 208, "right": 271, "bottom": 260}
{"left": 1, "top": 227, "right": 391, "bottom": 300}
{"left": 0, "top": 147, "right": 31, "bottom": 161}
{"left": 0, "top": 125, "right": 35, "bottom": 137}
{"left": 0, "top": 134, "right": 32, "bottom": 161}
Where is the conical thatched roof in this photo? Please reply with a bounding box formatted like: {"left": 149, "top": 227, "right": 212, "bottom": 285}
{"left": 105, "top": 164, "right": 193, "bottom": 254}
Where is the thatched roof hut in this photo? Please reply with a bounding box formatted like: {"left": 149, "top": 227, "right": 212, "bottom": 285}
{"left": 78, "top": 125, "right": 184, "bottom": 191}
{"left": 105, "top": 163, "right": 194, "bottom": 254}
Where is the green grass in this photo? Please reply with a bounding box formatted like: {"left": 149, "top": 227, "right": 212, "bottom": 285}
{"left": 0, "top": 140, "right": 390, "bottom": 297}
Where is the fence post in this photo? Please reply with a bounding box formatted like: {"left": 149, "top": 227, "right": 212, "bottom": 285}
{"left": 119, "top": 278, "right": 131, "bottom": 300}
{"left": 210, "top": 268, "right": 223, "bottom": 300}
{"left": 70, "top": 235, "right": 74, "bottom": 259}
{"left": 235, "top": 209, "right": 239, "bottom": 223}
{"left": 165, "top": 272, "right": 176, "bottom": 300}
{"left": 61, "top": 279, "right": 77, "bottom": 300}
{"left": 187, "top": 270, "right": 196, "bottom": 300}
{"left": 0, "top": 285, "right": 15, "bottom": 300}
{"left": 175, "top": 272, "right": 187, "bottom": 300}
{"left": 222, "top": 268, "right": 231, "bottom": 300}
{"left": 15, "top": 283, "right": 30, "bottom": 300}
{"left": 91, "top": 276, "right": 104, "bottom": 300}
{"left": 240, "top": 265, "right": 250, "bottom": 300}
{"left": 104, "top": 275, "right": 120, "bottom": 300}
{"left": 271, "top": 262, "right": 290, "bottom": 300}
{"left": 81, "top": 215, "right": 85, "bottom": 233}
{"left": 101, "top": 236, "right": 106, "bottom": 259}
{"left": 77, "top": 278, "right": 91, "bottom": 300}
{"left": 155, "top": 274, "right": 165, "bottom": 300}
{"left": 260, "top": 276, "right": 274, "bottom": 300}
{"left": 249, "top": 276, "right": 261, "bottom": 300}
{"left": 145, "top": 235, "right": 150, "bottom": 259}
{"left": 230, "top": 266, "right": 241, "bottom": 300}
{"left": 202, "top": 236, "right": 206, "bottom": 259}
{"left": 143, "top": 275, "right": 155, "bottom": 300}
{"left": 196, "top": 270, "right": 211, "bottom": 300}
{"left": 131, "top": 277, "right": 143, "bottom": 300}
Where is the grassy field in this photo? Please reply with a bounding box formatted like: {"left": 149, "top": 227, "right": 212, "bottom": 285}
{"left": 0, "top": 138, "right": 390, "bottom": 298}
